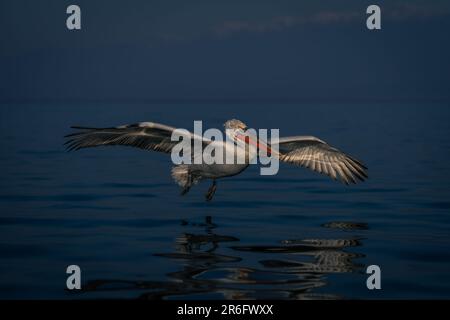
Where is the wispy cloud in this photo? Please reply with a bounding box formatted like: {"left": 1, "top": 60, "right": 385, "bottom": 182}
{"left": 214, "top": 4, "right": 450, "bottom": 36}
{"left": 388, "top": 3, "right": 450, "bottom": 20}
{"left": 214, "top": 12, "right": 358, "bottom": 36}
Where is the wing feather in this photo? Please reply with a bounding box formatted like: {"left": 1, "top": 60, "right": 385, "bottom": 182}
{"left": 327, "top": 162, "right": 337, "bottom": 180}
{"left": 64, "top": 122, "right": 209, "bottom": 154}
{"left": 275, "top": 136, "right": 367, "bottom": 184}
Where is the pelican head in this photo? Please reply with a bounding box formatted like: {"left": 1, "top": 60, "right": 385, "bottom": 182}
{"left": 224, "top": 119, "right": 248, "bottom": 131}
{"left": 224, "top": 119, "right": 248, "bottom": 143}
{"left": 223, "top": 118, "right": 273, "bottom": 156}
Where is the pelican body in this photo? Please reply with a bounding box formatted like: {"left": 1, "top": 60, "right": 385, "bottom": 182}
{"left": 65, "top": 119, "right": 367, "bottom": 201}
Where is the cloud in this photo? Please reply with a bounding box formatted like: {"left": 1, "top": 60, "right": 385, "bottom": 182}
{"left": 213, "top": 4, "right": 450, "bottom": 36}
{"left": 214, "top": 12, "right": 358, "bottom": 36}
{"left": 387, "top": 3, "right": 450, "bottom": 20}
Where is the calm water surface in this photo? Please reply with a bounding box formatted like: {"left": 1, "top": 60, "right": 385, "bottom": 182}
{"left": 0, "top": 103, "right": 449, "bottom": 299}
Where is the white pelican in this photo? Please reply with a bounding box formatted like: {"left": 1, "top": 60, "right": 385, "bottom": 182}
{"left": 65, "top": 119, "right": 367, "bottom": 201}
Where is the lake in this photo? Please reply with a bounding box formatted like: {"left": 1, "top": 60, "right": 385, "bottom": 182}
{"left": 0, "top": 102, "right": 449, "bottom": 299}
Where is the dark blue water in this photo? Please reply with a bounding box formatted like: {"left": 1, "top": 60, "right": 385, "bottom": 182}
{"left": 0, "top": 103, "right": 449, "bottom": 299}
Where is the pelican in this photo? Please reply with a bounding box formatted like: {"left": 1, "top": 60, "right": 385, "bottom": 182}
{"left": 64, "top": 119, "right": 367, "bottom": 201}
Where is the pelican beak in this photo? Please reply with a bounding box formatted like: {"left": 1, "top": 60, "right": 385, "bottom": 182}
{"left": 235, "top": 133, "right": 273, "bottom": 156}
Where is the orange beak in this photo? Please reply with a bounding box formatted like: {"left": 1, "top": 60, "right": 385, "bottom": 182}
{"left": 236, "top": 134, "right": 273, "bottom": 156}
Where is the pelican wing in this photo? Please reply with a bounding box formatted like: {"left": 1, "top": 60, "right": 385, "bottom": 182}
{"left": 64, "top": 122, "right": 209, "bottom": 153}
{"left": 274, "top": 136, "right": 368, "bottom": 184}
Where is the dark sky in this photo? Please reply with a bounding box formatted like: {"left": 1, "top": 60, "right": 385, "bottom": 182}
{"left": 1, "top": 0, "right": 449, "bottom": 101}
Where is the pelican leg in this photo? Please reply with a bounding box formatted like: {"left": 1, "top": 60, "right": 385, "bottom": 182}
{"left": 180, "top": 186, "right": 191, "bottom": 196}
{"left": 205, "top": 180, "right": 217, "bottom": 201}
{"left": 180, "top": 174, "right": 193, "bottom": 196}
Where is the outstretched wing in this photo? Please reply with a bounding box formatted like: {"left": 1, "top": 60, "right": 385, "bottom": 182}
{"left": 274, "top": 136, "right": 368, "bottom": 185}
{"left": 64, "top": 121, "right": 209, "bottom": 154}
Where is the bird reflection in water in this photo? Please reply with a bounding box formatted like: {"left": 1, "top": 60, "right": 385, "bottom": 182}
{"left": 81, "top": 217, "right": 367, "bottom": 300}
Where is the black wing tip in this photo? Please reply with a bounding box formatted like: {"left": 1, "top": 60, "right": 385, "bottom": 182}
{"left": 64, "top": 126, "right": 94, "bottom": 138}
{"left": 64, "top": 126, "right": 93, "bottom": 150}
{"left": 64, "top": 125, "right": 104, "bottom": 145}
{"left": 349, "top": 155, "right": 368, "bottom": 170}
{"left": 63, "top": 139, "right": 79, "bottom": 152}
{"left": 343, "top": 172, "right": 369, "bottom": 185}
{"left": 64, "top": 132, "right": 83, "bottom": 138}
{"left": 70, "top": 125, "right": 101, "bottom": 130}
{"left": 339, "top": 164, "right": 368, "bottom": 185}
